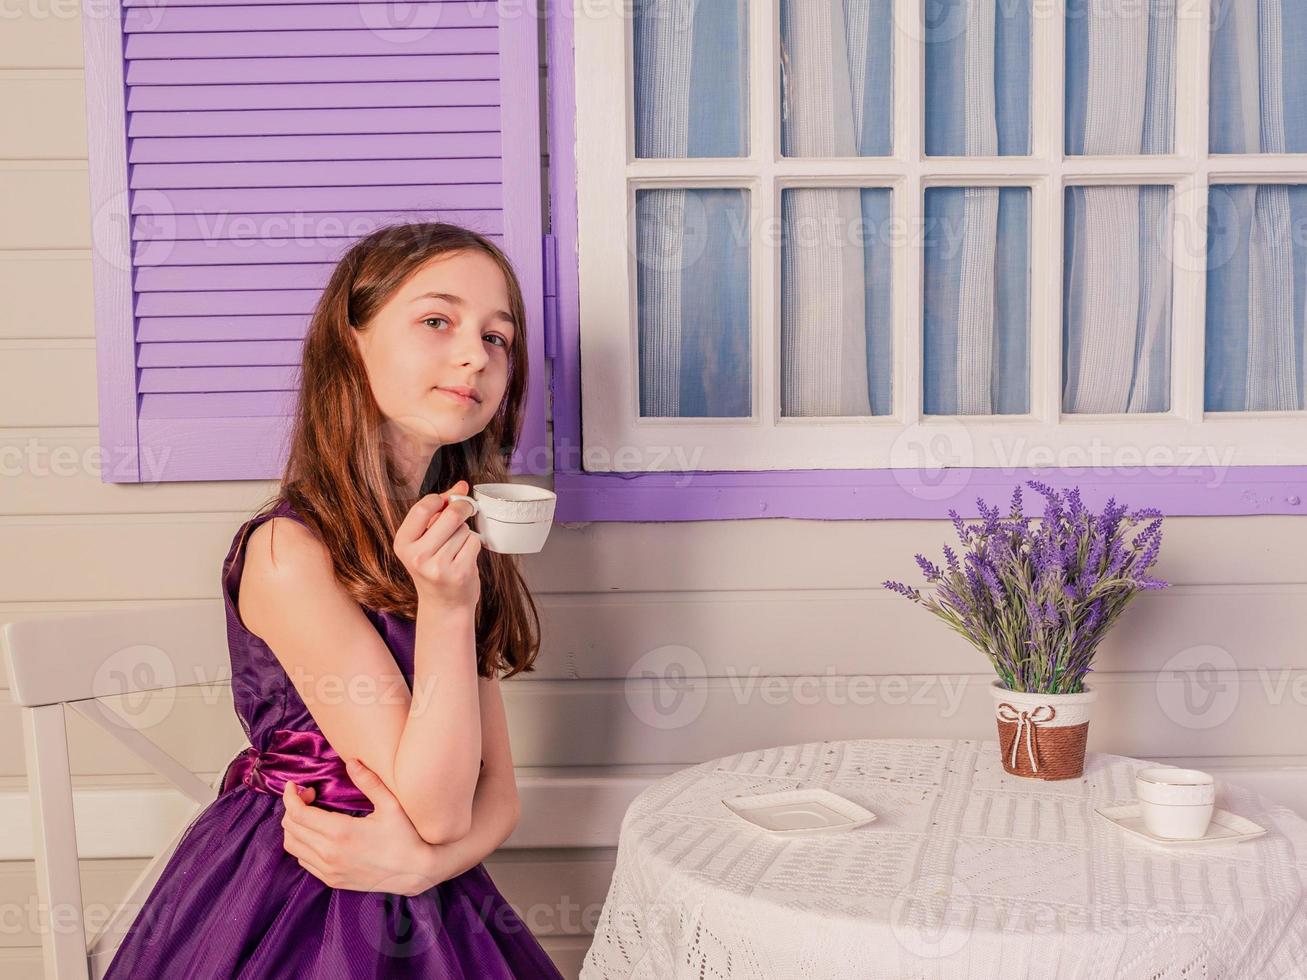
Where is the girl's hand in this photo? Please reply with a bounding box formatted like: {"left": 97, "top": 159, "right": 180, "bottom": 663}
{"left": 280, "top": 757, "right": 443, "bottom": 897}
{"left": 393, "top": 479, "right": 482, "bottom": 611}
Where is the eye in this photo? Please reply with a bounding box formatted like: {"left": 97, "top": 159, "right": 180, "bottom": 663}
{"left": 486, "top": 334, "right": 509, "bottom": 349}
{"left": 421, "top": 316, "right": 450, "bottom": 330}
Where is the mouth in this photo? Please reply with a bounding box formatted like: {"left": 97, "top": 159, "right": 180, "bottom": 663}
{"left": 437, "top": 387, "right": 481, "bottom": 406}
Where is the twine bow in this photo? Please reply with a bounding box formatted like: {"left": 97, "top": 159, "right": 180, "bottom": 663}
{"left": 996, "top": 703, "right": 1057, "bottom": 773}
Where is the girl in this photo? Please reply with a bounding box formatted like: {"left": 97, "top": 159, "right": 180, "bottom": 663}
{"left": 104, "top": 223, "right": 566, "bottom": 978}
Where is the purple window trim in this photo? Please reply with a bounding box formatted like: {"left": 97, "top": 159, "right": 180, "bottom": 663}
{"left": 542, "top": 2, "right": 1307, "bottom": 521}
{"left": 86, "top": 0, "right": 546, "bottom": 484}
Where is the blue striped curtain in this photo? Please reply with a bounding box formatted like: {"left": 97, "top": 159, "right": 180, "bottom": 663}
{"left": 1206, "top": 0, "right": 1307, "bottom": 410}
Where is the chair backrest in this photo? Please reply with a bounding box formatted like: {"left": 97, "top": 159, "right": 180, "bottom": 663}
{"left": 2, "top": 601, "right": 234, "bottom": 980}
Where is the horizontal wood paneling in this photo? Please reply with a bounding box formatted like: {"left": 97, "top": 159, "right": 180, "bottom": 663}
{"left": 0, "top": 438, "right": 276, "bottom": 512}
{"left": 0, "top": 166, "right": 89, "bottom": 248}
{"left": 3, "top": 672, "right": 1306, "bottom": 774}
{"left": 0, "top": 344, "right": 97, "bottom": 427}
{"left": 0, "top": 11, "right": 82, "bottom": 69}
{"left": 0, "top": 253, "right": 94, "bottom": 339}
{"left": 0, "top": 514, "right": 1305, "bottom": 600}
{"left": 0, "top": 76, "right": 86, "bottom": 159}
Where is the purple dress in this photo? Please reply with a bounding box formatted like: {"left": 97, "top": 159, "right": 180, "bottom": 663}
{"left": 103, "top": 498, "right": 566, "bottom": 979}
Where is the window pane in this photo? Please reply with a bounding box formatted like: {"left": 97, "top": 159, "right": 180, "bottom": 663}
{"left": 780, "top": 0, "right": 892, "bottom": 157}
{"left": 779, "top": 187, "right": 892, "bottom": 417}
{"left": 924, "top": 187, "right": 1030, "bottom": 415}
{"left": 1065, "top": 0, "right": 1175, "bottom": 155}
{"left": 1205, "top": 184, "right": 1307, "bottom": 411}
{"left": 1062, "top": 185, "right": 1173, "bottom": 413}
{"left": 924, "top": 0, "right": 1031, "bottom": 156}
{"left": 633, "top": 0, "right": 748, "bottom": 158}
{"left": 1210, "top": 0, "right": 1307, "bottom": 154}
{"left": 635, "top": 188, "right": 751, "bottom": 417}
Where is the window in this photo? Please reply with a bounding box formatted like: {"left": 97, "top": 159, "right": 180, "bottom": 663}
{"left": 572, "top": 0, "right": 1307, "bottom": 474}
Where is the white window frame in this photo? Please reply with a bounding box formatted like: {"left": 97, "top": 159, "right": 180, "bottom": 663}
{"left": 573, "top": 0, "right": 1307, "bottom": 473}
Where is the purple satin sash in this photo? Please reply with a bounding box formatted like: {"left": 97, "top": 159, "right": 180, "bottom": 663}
{"left": 221, "top": 728, "right": 373, "bottom": 814}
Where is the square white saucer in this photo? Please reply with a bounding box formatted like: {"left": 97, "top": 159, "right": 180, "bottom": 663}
{"left": 721, "top": 788, "right": 876, "bottom": 835}
{"left": 1094, "top": 803, "right": 1267, "bottom": 847}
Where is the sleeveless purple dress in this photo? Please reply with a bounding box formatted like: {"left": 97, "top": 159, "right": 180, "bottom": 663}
{"left": 103, "top": 498, "right": 566, "bottom": 979}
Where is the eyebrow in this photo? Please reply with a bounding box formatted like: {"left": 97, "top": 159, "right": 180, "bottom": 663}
{"left": 410, "top": 291, "right": 516, "bottom": 331}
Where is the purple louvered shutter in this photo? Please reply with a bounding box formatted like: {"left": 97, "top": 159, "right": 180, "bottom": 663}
{"left": 86, "top": 0, "right": 547, "bottom": 482}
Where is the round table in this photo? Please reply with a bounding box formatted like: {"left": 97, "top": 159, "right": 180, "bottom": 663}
{"left": 580, "top": 738, "right": 1307, "bottom": 980}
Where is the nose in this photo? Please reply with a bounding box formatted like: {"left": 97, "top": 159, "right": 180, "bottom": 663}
{"left": 452, "top": 321, "right": 490, "bottom": 371}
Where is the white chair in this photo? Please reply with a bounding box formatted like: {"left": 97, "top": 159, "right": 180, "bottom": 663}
{"left": 2, "top": 602, "right": 237, "bottom": 980}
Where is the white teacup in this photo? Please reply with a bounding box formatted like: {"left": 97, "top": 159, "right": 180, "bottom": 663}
{"left": 1135, "top": 768, "right": 1215, "bottom": 840}
{"left": 446, "top": 483, "right": 556, "bottom": 554}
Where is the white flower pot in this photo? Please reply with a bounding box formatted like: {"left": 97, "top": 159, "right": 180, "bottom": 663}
{"left": 990, "top": 680, "right": 1098, "bottom": 780}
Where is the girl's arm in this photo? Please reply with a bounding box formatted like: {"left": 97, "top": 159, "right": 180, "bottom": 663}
{"left": 391, "top": 600, "right": 482, "bottom": 842}
{"left": 280, "top": 671, "right": 523, "bottom": 892}
{"left": 240, "top": 491, "right": 485, "bottom": 845}
{"left": 416, "top": 760, "right": 520, "bottom": 884}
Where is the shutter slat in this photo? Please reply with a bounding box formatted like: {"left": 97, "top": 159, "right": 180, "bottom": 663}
{"left": 139, "top": 365, "right": 296, "bottom": 393}
{"left": 123, "top": 1, "right": 494, "bottom": 32}
{"left": 125, "top": 0, "right": 467, "bottom": 7}
{"left": 124, "top": 27, "right": 498, "bottom": 60}
{"left": 139, "top": 391, "right": 295, "bottom": 419}
{"left": 125, "top": 53, "right": 498, "bottom": 85}
{"left": 137, "top": 340, "right": 304, "bottom": 367}
{"left": 134, "top": 264, "right": 339, "bottom": 292}
{"left": 126, "top": 80, "right": 498, "bottom": 112}
{"left": 129, "top": 106, "right": 499, "bottom": 139}
{"left": 129, "top": 183, "right": 503, "bottom": 215}
{"left": 130, "top": 132, "right": 502, "bottom": 164}
{"left": 136, "top": 290, "right": 321, "bottom": 317}
{"left": 137, "top": 315, "right": 309, "bottom": 342}
{"left": 134, "top": 210, "right": 501, "bottom": 253}
{"left": 130, "top": 157, "right": 501, "bottom": 189}
{"left": 132, "top": 234, "right": 505, "bottom": 267}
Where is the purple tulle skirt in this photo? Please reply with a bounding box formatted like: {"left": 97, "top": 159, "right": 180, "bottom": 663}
{"left": 102, "top": 732, "right": 564, "bottom": 979}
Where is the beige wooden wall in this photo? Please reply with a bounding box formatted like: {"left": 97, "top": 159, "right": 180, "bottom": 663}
{"left": 4, "top": 6, "right": 1307, "bottom": 979}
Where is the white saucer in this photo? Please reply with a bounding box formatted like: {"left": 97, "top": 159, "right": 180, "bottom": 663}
{"left": 1095, "top": 803, "right": 1267, "bottom": 846}
{"left": 721, "top": 788, "right": 876, "bottom": 835}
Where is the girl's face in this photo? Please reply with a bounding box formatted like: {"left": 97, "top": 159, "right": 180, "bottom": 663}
{"left": 353, "top": 248, "right": 516, "bottom": 457}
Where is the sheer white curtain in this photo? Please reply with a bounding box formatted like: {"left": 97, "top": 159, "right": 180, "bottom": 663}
{"left": 1062, "top": 0, "right": 1175, "bottom": 414}
{"left": 632, "top": 0, "right": 749, "bottom": 418}
{"left": 778, "top": 0, "right": 883, "bottom": 417}
{"left": 1206, "top": 0, "right": 1304, "bottom": 411}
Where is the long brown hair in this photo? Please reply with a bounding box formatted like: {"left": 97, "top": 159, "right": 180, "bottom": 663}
{"left": 250, "top": 222, "right": 540, "bottom": 679}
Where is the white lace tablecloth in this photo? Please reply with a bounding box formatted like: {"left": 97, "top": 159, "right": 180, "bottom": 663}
{"left": 580, "top": 738, "right": 1307, "bottom": 980}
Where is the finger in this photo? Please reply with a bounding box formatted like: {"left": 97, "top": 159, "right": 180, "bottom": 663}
{"left": 282, "top": 781, "right": 305, "bottom": 812}
{"left": 283, "top": 818, "right": 334, "bottom": 860}
{"left": 283, "top": 797, "right": 348, "bottom": 837}
{"left": 344, "top": 757, "right": 398, "bottom": 809}
{"left": 397, "top": 493, "right": 448, "bottom": 546}
{"left": 412, "top": 502, "right": 476, "bottom": 565}
{"left": 415, "top": 522, "right": 472, "bottom": 575}
{"left": 453, "top": 527, "right": 483, "bottom": 566}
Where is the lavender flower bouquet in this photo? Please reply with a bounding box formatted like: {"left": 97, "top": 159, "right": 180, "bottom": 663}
{"left": 884, "top": 481, "right": 1168, "bottom": 695}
